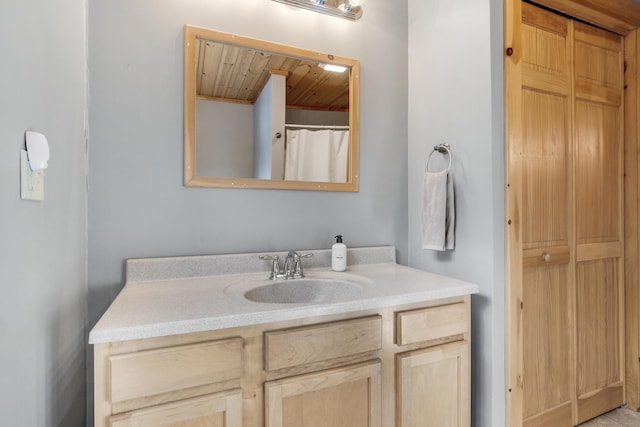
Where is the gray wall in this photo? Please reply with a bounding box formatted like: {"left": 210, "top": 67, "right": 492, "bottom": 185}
{"left": 196, "top": 99, "right": 254, "bottom": 178}
{"left": 286, "top": 109, "right": 350, "bottom": 126}
{"left": 0, "top": 0, "right": 512, "bottom": 425}
{"left": 87, "top": 0, "right": 409, "bottom": 350}
{"left": 407, "top": 0, "right": 505, "bottom": 426}
{"left": 0, "top": 0, "right": 88, "bottom": 426}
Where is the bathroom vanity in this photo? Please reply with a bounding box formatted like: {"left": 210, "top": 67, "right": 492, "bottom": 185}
{"left": 90, "top": 247, "right": 478, "bottom": 427}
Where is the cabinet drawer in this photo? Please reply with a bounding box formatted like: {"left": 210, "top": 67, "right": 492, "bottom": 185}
{"left": 109, "top": 388, "right": 242, "bottom": 427}
{"left": 109, "top": 337, "right": 243, "bottom": 404}
{"left": 265, "top": 316, "right": 382, "bottom": 371}
{"left": 396, "top": 303, "right": 468, "bottom": 346}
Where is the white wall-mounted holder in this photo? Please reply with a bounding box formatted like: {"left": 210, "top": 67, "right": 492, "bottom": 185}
{"left": 21, "top": 131, "right": 49, "bottom": 201}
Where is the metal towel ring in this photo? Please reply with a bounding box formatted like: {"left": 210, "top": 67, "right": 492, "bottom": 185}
{"left": 426, "top": 143, "right": 452, "bottom": 173}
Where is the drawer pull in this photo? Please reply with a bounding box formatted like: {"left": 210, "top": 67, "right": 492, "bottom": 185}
{"left": 541, "top": 253, "right": 551, "bottom": 262}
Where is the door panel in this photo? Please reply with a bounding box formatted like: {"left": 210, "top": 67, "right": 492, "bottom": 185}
{"left": 282, "top": 378, "right": 369, "bottom": 427}
{"left": 396, "top": 342, "right": 470, "bottom": 427}
{"left": 575, "top": 101, "right": 621, "bottom": 245}
{"left": 573, "top": 19, "right": 625, "bottom": 425}
{"left": 523, "top": 265, "right": 572, "bottom": 422}
{"left": 515, "top": 3, "right": 625, "bottom": 426}
{"left": 521, "top": 89, "right": 570, "bottom": 250}
{"left": 264, "top": 361, "right": 381, "bottom": 427}
{"left": 576, "top": 259, "right": 623, "bottom": 424}
{"left": 576, "top": 260, "right": 621, "bottom": 395}
{"left": 574, "top": 22, "right": 623, "bottom": 97}
{"left": 520, "top": 5, "right": 574, "bottom": 426}
{"left": 521, "top": 5, "right": 569, "bottom": 78}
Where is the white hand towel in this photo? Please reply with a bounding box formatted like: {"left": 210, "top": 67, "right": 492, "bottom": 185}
{"left": 422, "top": 170, "right": 455, "bottom": 251}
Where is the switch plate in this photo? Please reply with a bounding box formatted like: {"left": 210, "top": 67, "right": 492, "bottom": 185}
{"left": 20, "top": 150, "right": 44, "bottom": 201}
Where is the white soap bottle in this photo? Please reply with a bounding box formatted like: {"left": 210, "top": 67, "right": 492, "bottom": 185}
{"left": 332, "top": 235, "right": 347, "bottom": 272}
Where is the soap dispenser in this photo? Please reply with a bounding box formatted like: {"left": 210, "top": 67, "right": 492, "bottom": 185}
{"left": 332, "top": 235, "right": 347, "bottom": 272}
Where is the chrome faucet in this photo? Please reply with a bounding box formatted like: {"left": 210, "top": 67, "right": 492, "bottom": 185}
{"left": 259, "top": 251, "right": 313, "bottom": 280}
{"left": 259, "top": 254, "right": 284, "bottom": 280}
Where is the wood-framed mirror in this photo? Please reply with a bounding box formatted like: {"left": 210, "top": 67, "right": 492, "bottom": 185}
{"left": 184, "top": 25, "right": 360, "bottom": 191}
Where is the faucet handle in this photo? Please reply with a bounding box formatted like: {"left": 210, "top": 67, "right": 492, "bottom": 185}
{"left": 259, "top": 255, "right": 282, "bottom": 280}
{"left": 293, "top": 252, "right": 313, "bottom": 278}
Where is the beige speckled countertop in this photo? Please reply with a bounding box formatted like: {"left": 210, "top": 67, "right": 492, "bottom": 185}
{"left": 89, "top": 247, "right": 479, "bottom": 344}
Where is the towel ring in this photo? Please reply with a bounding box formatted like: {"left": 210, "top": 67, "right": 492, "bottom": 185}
{"left": 426, "top": 143, "right": 452, "bottom": 173}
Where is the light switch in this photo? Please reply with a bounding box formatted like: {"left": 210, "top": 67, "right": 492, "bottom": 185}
{"left": 20, "top": 150, "right": 45, "bottom": 201}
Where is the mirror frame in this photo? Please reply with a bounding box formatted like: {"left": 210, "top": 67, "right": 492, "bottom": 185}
{"left": 184, "top": 25, "right": 360, "bottom": 191}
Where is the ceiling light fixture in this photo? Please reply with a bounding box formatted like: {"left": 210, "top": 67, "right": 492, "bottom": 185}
{"left": 319, "top": 63, "right": 348, "bottom": 73}
{"left": 271, "top": 0, "right": 365, "bottom": 21}
{"left": 338, "top": 0, "right": 364, "bottom": 12}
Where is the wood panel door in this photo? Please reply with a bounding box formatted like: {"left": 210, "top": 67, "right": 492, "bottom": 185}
{"left": 507, "top": 2, "right": 624, "bottom": 426}
{"left": 519, "top": 6, "right": 575, "bottom": 425}
{"left": 264, "top": 361, "right": 381, "bottom": 427}
{"left": 396, "top": 341, "right": 470, "bottom": 427}
{"left": 573, "top": 21, "right": 625, "bottom": 425}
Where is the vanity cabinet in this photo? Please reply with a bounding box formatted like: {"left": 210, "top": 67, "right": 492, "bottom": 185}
{"left": 93, "top": 296, "right": 470, "bottom": 427}
{"left": 395, "top": 303, "right": 471, "bottom": 427}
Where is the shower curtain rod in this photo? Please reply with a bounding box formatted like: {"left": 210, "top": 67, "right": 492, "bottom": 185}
{"left": 285, "top": 124, "right": 350, "bottom": 130}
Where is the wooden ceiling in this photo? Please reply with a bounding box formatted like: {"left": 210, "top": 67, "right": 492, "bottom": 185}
{"left": 531, "top": 0, "right": 640, "bottom": 34}
{"left": 195, "top": 38, "right": 350, "bottom": 112}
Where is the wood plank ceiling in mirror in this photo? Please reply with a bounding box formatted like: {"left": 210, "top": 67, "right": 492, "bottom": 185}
{"left": 195, "top": 39, "right": 349, "bottom": 112}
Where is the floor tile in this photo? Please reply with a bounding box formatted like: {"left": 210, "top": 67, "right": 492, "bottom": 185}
{"left": 579, "top": 408, "right": 640, "bottom": 426}
{"left": 602, "top": 408, "right": 640, "bottom": 427}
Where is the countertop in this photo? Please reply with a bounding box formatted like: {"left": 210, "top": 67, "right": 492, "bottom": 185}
{"left": 89, "top": 247, "right": 479, "bottom": 344}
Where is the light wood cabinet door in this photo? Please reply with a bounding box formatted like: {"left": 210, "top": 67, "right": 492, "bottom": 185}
{"left": 264, "top": 361, "right": 381, "bottom": 427}
{"left": 396, "top": 341, "right": 470, "bottom": 427}
{"left": 108, "top": 389, "right": 242, "bottom": 427}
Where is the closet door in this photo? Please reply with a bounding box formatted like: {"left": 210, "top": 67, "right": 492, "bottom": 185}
{"left": 573, "top": 22, "right": 625, "bottom": 425}
{"left": 512, "top": 3, "right": 625, "bottom": 426}
{"left": 520, "top": 5, "right": 575, "bottom": 426}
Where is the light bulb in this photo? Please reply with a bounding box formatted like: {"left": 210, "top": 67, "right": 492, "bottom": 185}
{"left": 319, "top": 63, "right": 348, "bottom": 73}
{"left": 338, "top": 0, "right": 365, "bottom": 12}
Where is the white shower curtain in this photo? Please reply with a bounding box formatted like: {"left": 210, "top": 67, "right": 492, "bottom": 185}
{"left": 284, "top": 128, "right": 349, "bottom": 182}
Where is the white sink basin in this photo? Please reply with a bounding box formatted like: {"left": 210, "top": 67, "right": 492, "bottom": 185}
{"left": 244, "top": 278, "right": 362, "bottom": 304}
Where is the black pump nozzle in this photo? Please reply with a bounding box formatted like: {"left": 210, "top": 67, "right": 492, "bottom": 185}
{"left": 335, "top": 235, "right": 343, "bottom": 243}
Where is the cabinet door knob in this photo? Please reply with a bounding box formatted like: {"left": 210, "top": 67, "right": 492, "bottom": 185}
{"left": 541, "top": 253, "right": 551, "bottom": 262}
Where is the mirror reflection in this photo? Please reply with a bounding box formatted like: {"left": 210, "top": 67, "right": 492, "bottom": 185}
{"left": 184, "top": 25, "right": 360, "bottom": 191}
